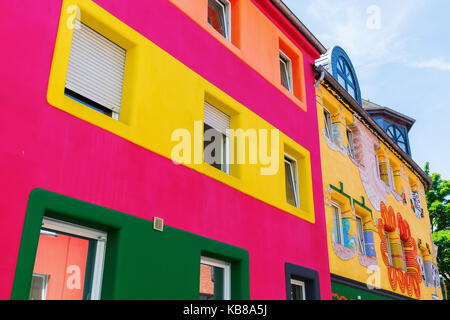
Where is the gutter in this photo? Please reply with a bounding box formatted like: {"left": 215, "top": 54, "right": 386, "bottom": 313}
{"left": 270, "top": 0, "right": 327, "bottom": 55}
{"left": 316, "top": 68, "right": 432, "bottom": 191}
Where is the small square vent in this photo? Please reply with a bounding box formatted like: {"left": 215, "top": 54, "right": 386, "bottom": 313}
{"left": 153, "top": 217, "right": 164, "bottom": 232}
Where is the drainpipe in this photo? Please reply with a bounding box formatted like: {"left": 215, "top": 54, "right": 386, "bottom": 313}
{"left": 314, "top": 66, "right": 325, "bottom": 88}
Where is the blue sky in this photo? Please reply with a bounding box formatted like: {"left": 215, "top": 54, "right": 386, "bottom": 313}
{"left": 283, "top": 0, "right": 450, "bottom": 179}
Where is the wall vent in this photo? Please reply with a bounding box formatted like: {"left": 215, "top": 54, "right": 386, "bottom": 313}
{"left": 153, "top": 217, "right": 164, "bottom": 232}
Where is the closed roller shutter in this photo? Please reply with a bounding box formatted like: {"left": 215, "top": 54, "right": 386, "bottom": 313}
{"left": 204, "top": 102, "right": 230, "bottom": 135}
{"left": 65, "top": 19, "right": 126, "bottom": 115}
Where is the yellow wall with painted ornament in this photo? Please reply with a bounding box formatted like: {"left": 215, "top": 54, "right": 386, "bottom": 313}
{"left": 317, "top": 84, "right": 443, "bottom": 300}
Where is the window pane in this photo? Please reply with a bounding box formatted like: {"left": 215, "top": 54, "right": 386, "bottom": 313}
{"left": 204, "top": 123, "right": 227, "bottom": 172}
{"left": 29, "top": 274, "right": 48, "bottom": 300}
{"left": 290, "top": 279, "right": 305, "bottom": 300}
{"left": 280, "top": 57, "right": 291, "bottom": 91}
{"left": 285, "top": 159, "right": 298, "bottom": 207}
{"left": 200, "top": 258, "right": 230, "bottom": 300}
{"left": 356, "top": 217, "right": 365, "bottom": 255}
{"left": 332, "top": 205, "right": 342, "bottom": 244}
{"left": 29, "top": 219, "right": 106, "bottom": 300}
{"left": 324, "top": 110, "right": 331, "bottom": 139}
{"left": 208, "top": 0, "right": 227, "bottom": 38}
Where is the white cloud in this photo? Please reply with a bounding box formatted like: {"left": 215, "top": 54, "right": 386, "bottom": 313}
{"left": 410, "top": 58, "right": 450, "bottom": 71}
{"left": 299, "top": 0, "right": 426, "bottom": 71}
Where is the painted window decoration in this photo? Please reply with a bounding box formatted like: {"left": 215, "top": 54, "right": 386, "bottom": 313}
{"left": 336, "top": 56, "right": 357, "bottom": 100}
{"left": 290, "top": 279, "right": 306, "bottom": 300}
{"left": 384, "top": 233, "right": 393, "bottom": 266}
{"left": 378, "top": 202, "right": 423, "bottom": 299}
{"left": 204, "top": 102, "right": 231, "bottom": 174}
{"left": 199, "top": 257, "right": 231, "bottom": 300}
{"left": 29, "top": 218, "right": 107, "bottom": 300}
{"left": 284, "top": 155, "right": 300, "bottom": 208}
{"left": 207, "top": 0, "right": 230, "bottom": 40}
{"left": 386, "top": 125, "right": 408, "bottom": 153}
{"left": 65, "top": 20, "right": 126, "bottom": 120}
{"left": 410, "top": 188, "right": 424, "bottom": 219}
{"left": 279, "top": 51, "right": 293, "bottom": 93}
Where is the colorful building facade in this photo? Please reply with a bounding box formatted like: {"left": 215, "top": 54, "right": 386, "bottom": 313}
{"left": 1, "top": 0, "right": 332, "bottom": 300}
{"left": 315, "top": 46, "right": 443, "bottom": 300}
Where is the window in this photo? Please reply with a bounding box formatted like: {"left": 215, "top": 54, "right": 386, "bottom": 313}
{"left": 332, "top": 203, "right": 344, "bottom": 245}
{"left": 204, "top": 102, "right": 230, "bottom": 174}
{"left": 385, "top": 233, "right": 393, "bottom": 266}
{"left": 386, "top": 125, "right": 408, "bottom": 153}
{"left": 355, "top": 216, "right": 365, "bottom": 255}
{"left": 387, "top": 164, "right": 395, "bottom": 187}
{"left": 284, "top": 155, "right": 299, "bottom": 208}
{"left": 279, "top": 51, "right": 293, "bottom": 93}
{"left": 29, "top": 274, "right": 49, "bottom": 300}
{"left": 336, "top": 56, "right": 357, "bottom": 100}
{"left": 347, "top": 128, "right": 355, "bottom": 157}
{"left": 323, "top": 108, "right": 332, "bottom": 140}
{"left": 200, "top": 257, "right": 231, "bottom": 300}
{"left": 290, "top": 279, "right": 306, "bottom": 300}
{"left": 207, "top": 0, "right": 230, "bottom": 40}
{"left": 29, "top": 217, "right": 107, "bottom": 300}
{"left": 375, "top": 154, "right": 381, "bottom": 180}
{"left": 65, "top": 20, "right": 126, "bottom": 120}
{"left": 285, "top": 263, "right": 320, "bottom": 300}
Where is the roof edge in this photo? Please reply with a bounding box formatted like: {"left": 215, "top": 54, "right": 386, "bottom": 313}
{"left": 270, "top": 0, "right": 327, "bottom": 55}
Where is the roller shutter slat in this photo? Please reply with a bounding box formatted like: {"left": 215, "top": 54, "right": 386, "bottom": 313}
{"left": 66, "top": 20, "right": 126, "bottom": 114}
{"left": 204, "top": 102, "right": 230, "bottom": 135}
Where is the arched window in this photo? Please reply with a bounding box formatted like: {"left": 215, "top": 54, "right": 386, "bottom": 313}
{"left": 386, "top": 125, "right": 407, "bottom": 153}
{"left": 336, "top": 57, "right": 357, "bottom": 100}
{"left": 316, "top": 46, "right": 362, "bottom": 104}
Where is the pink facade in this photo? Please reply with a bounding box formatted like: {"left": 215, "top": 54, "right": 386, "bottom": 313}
{"left": 0, "top": 0, "right": 331, "bottom": 299}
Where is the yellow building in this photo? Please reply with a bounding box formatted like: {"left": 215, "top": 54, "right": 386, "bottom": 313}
{"left": 315, "top": 46, "right": 443, "bottom": 300}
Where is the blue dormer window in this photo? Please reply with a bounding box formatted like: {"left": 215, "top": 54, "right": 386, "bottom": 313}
{"left": 315, "top": 46, "right": 362, "bottom": 105}
{"left": 386, "top": 125, "right": 408, "bottom": 153}
{"left": 336, "top": 57, "right": 357, "bottom": 100}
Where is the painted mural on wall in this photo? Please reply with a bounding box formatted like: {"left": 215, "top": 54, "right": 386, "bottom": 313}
{"left": 325, "top": 183, "right": 377, "bottom": 266}
{"left": 377, "top": 201, "right": 423, "bottom": 299}
{"left": 323, "top": 114, "right": 425, "bottom": 218}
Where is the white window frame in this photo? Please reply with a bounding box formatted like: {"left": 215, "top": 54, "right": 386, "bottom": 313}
{"left": 279, "top": 50, "right": 293, "bottom": 94}
{"left": 323, "top": 108, "right": 332, "bottom": 140}
{"left": 41, "top": 217, "right": 107, "bottom": 300}
{"left": 204, "top": 102, "right": 231, "bottom": 174}
{"left": 284, "top": 154, "right": 300, "bottom": 208}
{"left": 208, "top": 0, "right": 231, "bottom": 41}
{"left": 385, "top": 233, "right": 393, "bottom": 266}
{"left": 66, "top": 20, "right": 125, "bottom": 120}
{"left": 331, "top": 202, "right": 344, "bottom": 245}
{"left": 290, "top": 279, "right": 306, "bottom": 300}
{"left": 355, "top": 216, "right": 366, "bottom": 255}
{"left": 200, "top": 256, "right": 231, "bottom": 300}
